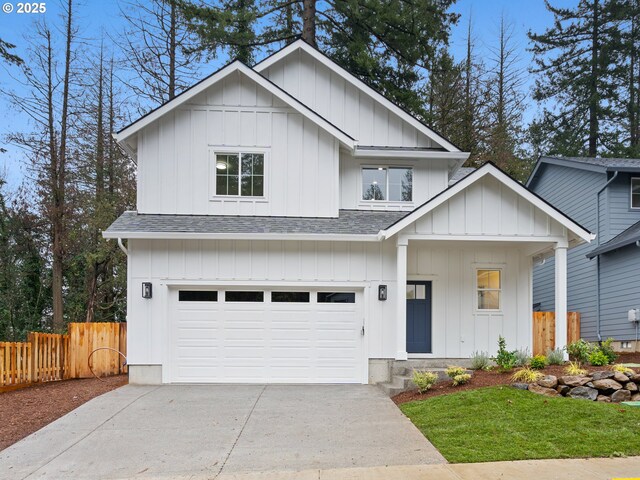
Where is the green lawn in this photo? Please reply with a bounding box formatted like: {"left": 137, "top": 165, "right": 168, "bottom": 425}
{"left": 399, "top": 386, "right": 640, "bottom": 463}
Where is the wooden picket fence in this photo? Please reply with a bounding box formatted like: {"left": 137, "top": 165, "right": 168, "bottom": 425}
{"left": 0, "top": 323, "right": 126, "bottom": 391}
{"left": 532, "top": 311, "right": 580, "bottom": 356}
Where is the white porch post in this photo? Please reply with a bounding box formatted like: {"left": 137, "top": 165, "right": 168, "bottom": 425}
{"left": 396, "top": 239, "right": 408, "bottom": 360}
{"left": 554, "top": 240, "right": 569, "bottom": 359}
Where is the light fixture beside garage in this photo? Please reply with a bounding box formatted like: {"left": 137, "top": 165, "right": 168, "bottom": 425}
{"left": 142, "top": 282, "right": 153, "bottom": 299}
{"left": 378, "top": 285, "right": 387, "bottom": 301}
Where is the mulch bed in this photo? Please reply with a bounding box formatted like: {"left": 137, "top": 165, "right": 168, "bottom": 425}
{"left": 0, "top": 375, "right": 128, "bottom": 451}
{"left": 392, "top": 352, "right": 640, "bottom": 405}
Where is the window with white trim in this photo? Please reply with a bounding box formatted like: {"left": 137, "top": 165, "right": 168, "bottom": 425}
{"left": 632, "top": 178, "right": 640, "bottom": 209}
{"left": 477, "top": 269, "right": 501, "bottom": 310}
{"left": 361, "top": 167, "right": 412, "bottom": 201}
{"left": 215, "top": 152, "right": 264, "bottom": 197}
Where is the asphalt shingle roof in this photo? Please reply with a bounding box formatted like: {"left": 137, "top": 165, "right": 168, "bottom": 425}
{"left": 542, "top": 156, "right": 640, "bottom": 170}
{"left": 448, "top": 167, "right": 475, "bottom": 186}
{"left": 105, "top": 210, "right": 408, "bottom": 236}
{"left": 586, "top": 220, "right": 640, "bottom": 258}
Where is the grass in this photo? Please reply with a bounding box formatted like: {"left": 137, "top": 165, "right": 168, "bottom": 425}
{"left": 399, "top": 386, "right": 640, "bottom": 463}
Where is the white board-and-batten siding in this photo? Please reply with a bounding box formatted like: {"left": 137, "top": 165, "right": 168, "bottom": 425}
{"left": 260, "top": 49, "right": 435, "bottom": 148}
{"left": 136, "top": 70, "right": 340, "bottom": 217}
{"left": 127, "top": 238, "right": 532, "bottom": 366}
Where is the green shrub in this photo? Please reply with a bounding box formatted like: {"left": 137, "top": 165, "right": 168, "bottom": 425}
{"left": 599, "top": 338, "right": 617, "bottom": 364}
{"left": 511, "top": 367, "right": 543, "bottom": 383}
{"left": 452, "top": 373, "right": 471, "bottom": 386}
{"left": 589, "top": 349, "right": 609, "bottom": 366}
{"left": 412, "top": 370, "right": 438, "bottom": 394}
{"left": 513, "top": 348, "right": 532, "bottom": 367}
{"left": 546, "top": 348, "right": 565, "bottom": 365}
{"left": 493, "top": 336, "right": 518, "bottom": 372}
{"left": 566, "top": 339, "right": 594, "bottom": 363}
{"left": 446, "top": 366, "right": 467, "bottom": 378}
{"left": 470, "top": 351, "right": 491, "bottom": 370}
{"left": 530, "top": 355, "right": 547, "bottom": 370}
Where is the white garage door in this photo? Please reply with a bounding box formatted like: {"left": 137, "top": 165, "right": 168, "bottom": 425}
{"left": 170, "top": 288, "right": 364, "bottom": 383}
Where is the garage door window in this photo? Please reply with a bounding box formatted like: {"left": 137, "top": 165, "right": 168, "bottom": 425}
{"left": 317, "top": 292, "right": 356, "bottom": 303}
{"left": 225, "top": 291, "right": 264, "bottom": 302}
{"left": 271, "top": 292, "right": 310, "bottom": 303}
{"left": 179, "top": 290, "right": 218, "bottom": 302}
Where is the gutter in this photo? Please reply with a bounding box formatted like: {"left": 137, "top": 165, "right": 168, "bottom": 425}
{"left": 594, "top": 171, "right": 619, "bottom": 341}
{"left": 117, "top": 238, "right": 128, "bottom": 256}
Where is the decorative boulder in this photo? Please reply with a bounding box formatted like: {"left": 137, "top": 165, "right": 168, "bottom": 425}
{"left": 613, "top": 371, "right": 631, "bottom": 383}
{"left": 626, "top": 382, "right": 638, "bottom": 392}
{"left": 538, "top": 375, "right": 558, "bottom": 389}
{"left": 529, "top": 383, "right": 560, "bottom": 397}
{"left": 592, "top": 379, "right": 623, "bottom": 391}
{"left": 631, "top": 393, "right": 640, "bottom": 401}
{"left": 591, "top": 371, "right": 615, "bottom": 381}
{"left": 611, "top": 389, "right": 632, "bottom": 403}
{"left": 559, "top": 376, "right": 591, "bottom": 387}
{"left": 597, "top": 395, "right": 612, "bottom": 403}
{"left": 511, "top": 383, "right": 529, "bottom": 390}
{"left": 630, "top": 373, "right": 640, "bottom": 383}
{"left": 556, "top": 385, "right": 571, "bottom": 395}
{"left": 568, "top": 386, "right": 598, "bottom": 401}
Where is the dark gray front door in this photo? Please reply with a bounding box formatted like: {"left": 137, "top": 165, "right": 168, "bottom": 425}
{"left": 406, "top": 281, "right": 432, "bottom": 354}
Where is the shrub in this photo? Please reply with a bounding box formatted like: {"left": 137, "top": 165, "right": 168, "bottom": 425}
{"left": 564, "top": 361, "right": 587, "bottom": 376}
{"left": 452, "top": 373, "right": 471, "bottom": 386}
{"left": 470, "top": 351, "right": 491, "bottom": 371}
{"left": 511, "top": 367, "right": 543, "bottom": 383}
{"left": 412, "top": 370, "right": 438, "bottom": 394}
{"left": 513, "top": 348, "right": 532, "bottom": 367}
{"left": 493, "top": 336, "right": 518, "bottom": 372}
{"left": 589, "top": 349, "right": 609, "bottom": 366}
{"left": 546, "top": 348, "right": 565, "bottom": 365}
{"left": 530, "top": 355, "right": 547, "bottom": 370}
{"left": 612, "top": 364, "right": 635, "bottom": 376}
{"left": 446, "top": 366, "right": 467, "bottom": 378}
{"left": 566, "top": 339, "right": 594, "bottom": 363}
{"left": 599, "top": 338, "right": 617, "bottom": 364}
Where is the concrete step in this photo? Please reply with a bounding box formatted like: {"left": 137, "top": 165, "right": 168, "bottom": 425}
{"left": 377, "top": 366, "right": 472, "bottom": 397}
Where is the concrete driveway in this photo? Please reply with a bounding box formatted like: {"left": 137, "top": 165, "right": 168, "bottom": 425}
{"left": 0, "top": 384, "right": 444, "bottom": 480}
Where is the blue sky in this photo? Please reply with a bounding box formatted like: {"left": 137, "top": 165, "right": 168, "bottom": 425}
{"left": 0, "top": 0, "right": 576, "bottom": 190}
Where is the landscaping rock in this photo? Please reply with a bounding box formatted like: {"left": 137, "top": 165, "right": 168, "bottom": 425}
{"left": 559, "top": 375, "right": 591, "bottom": 387}
{"left": 597, "top": 395, "right": 611, "bottom": 403}
{"left": 592, "top": 379, "right": 623, "bottom": 391}
{"left": 631, "top": 393, "right": 640, "bottom": 401}
{"left": 568, "top": 386, "right": 598, "bottom": 401}
{"left": 529, "top": 383, "right": 560, "bottom": 397}
{"left": 614, "top": 371, "right": 631, "bottom": 383}
{"left": 585, "top": 382, "right": 595, "bottom": 388}
{"left": 511, "top": 383, "right": 529, "bottom": 390}
{"left": 556, "top": 385, "right": 570, "bottom": 395}
{"left": 537, "top": 375, "right": 558, "bottom": 389}
{"left": 591, "top": 371, "right": 615, "bottom": 381}
{"left": 611, "top": 390, "right": 632, "bottom": 403}
{"left": 626, "top": 382, "right": 638, "bottom": 392}
{"left": 630, "top": 373, "right": 640, "bottom": 383}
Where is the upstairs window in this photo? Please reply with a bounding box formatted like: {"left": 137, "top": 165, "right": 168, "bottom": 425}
{"left": 632, "top": 178, "right": 640, "bottom": 209}
{"left": 215, "top": 152, "right": 264, "bottom": 197}
{"left": 362, "top": 167, "right": 412, "bottom": 202}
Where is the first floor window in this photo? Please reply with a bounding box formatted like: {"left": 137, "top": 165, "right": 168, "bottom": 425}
{"left": 632, "top": 178, "right": 640, "bottom": 208}
{"left": 362, "top": 167, "right": 412, "bottom": 201}
{"left": 215, "top": 152, "right": 264, "bottom": 197}
{"left": 477, "top": 269, "right": 501, "bottom": 310}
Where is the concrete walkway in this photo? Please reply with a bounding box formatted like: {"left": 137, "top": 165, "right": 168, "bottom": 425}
{"left": 0, "top": 384, "right": 444, "bottom": 480}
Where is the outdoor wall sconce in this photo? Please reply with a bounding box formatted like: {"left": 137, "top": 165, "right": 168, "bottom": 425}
{"left": 378, "top": 284, "right": 387, "bottom": 301}
{"left": 142, "top": 282, "right": 153, "bottom": 299}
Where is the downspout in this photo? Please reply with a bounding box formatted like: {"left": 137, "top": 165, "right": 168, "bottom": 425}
{"left": 117, "top": 238, "right": 128, "bottom": 256}
{"left": 595, "top": 171, "right": 619, "bottom": 341}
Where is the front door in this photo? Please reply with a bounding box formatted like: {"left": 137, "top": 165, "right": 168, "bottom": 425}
{"left": 406, "top": 281, "right": 432, "bottom": 354}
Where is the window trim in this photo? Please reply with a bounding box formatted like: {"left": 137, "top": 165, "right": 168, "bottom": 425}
{"left": 209, "top": 147, "right": 269, "bottom": 200}
{"left": 360, "top": 165, "right": 414, "bottom": 203}
{"left": 475, "top": 267, "right": 503, "bottom": 312}
{"left": 631, "top": 177, "right": 640, "bottom": 209}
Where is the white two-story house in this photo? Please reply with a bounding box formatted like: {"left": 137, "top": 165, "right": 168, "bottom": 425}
{"left": 105, "top": 40, "right": 593, "bottom": 386}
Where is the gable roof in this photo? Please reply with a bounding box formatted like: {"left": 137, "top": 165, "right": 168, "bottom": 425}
{"left": 448, "top": 167, "right": 475, "bottom": 186}
{"left": 114, "top": 60, "right": 356, "bottom": 152}
{"left": 527, "top": 156, "right": 640, "bottom": 188}
{"left": 586, "top": 219, "right": 640, "bottom": 258}
{"left": 380, "top": 162, "right": 594, "bottom": 243}
{"left": 254, "top": 39, "right": 461, "bottom": 153}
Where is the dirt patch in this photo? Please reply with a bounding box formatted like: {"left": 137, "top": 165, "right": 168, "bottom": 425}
{"left": 393, "top": 353, "right": 640, "bottom": 405}
{"left": 0, "top": 375, "right": 128, "bottom": 451}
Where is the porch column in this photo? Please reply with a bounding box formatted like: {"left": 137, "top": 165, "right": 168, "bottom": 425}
{"left": 554, "top": 240, "right": 569, "bottom": 359}
{"left": 396, "top": 239, "right": 408, "bottom": 360}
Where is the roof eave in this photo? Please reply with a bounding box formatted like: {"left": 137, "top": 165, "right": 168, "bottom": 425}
{"left": 102, "top": 231, "right": 381, "bottom": 242}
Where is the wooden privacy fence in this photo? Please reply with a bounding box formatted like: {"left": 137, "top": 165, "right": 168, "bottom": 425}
{"left": 0, "top": 322, "right": 126, "bottom": 390}
{"left": 533, "top": 312, "right": 580, "bottom": 356}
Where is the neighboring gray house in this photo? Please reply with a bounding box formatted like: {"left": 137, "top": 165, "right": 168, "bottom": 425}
{"left": 528, "top": 157, "right": 640, "bottom": 351}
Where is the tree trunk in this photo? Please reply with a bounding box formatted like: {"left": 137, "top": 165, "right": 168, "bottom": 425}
{"left": 302, "top": 0, "right": 316, "bottom": 46}
{"left": 588, "top": 0, "right": 599, "bottom": 156}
